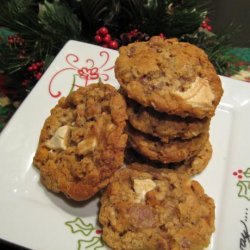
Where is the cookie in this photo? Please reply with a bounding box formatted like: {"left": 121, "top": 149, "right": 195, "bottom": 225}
{"left": 127, "top": 125, "right": 209, "bottom": 164}
{"left": 33, "top": 83, "right": 128, "bottom": 201}
{"left": 125, "top": 140, "right": 212, "bottom": 177}
{"left": 127, "top": 97, "right": 210, "bottom": 142}
{"left": 115, "top": 36, "right": 223, "bottom": 119}
{"left": 99, "top": 163, "right": 215, "bottom": 250}
{"left": 174, "top": 140, "right": 212, "bottom": 176}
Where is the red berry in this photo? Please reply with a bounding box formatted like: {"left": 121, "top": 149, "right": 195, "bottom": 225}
{"left": 39, "top": 61, "right": 44, "bottom": 67}
{"left": 28, "top": 66, "right": 33, "bottom": 71}
{"left": 36, "top": 72, "right": 42, "bottom": 80}
{"left": 99, "top": 27, "right": 109, "bottom": 36}
{"left": 159, "top": 33, "right": 165, "bottom": 38}
{"left": 8, "top": 38, "right": 14, "bottom": 44}
{"left": 95, "top": 229, "right": 102, "bottom": 234}
{"left": 130, "top": 29, "right": 138, "bottom": 36}
{"left": 102, "top": 44, "right": 109, "bottom": 48}
{"left": 201, "top": 21, "right": 207, "bottom": 28}
{"left": 32, "top": 64, "right": 38, "bottom": 71}
{"left": 109, "top": 40, "right": 118, "bottom": 49}
{"left": 103, "top": 34, "right": 111, "bottom": 44}
{"left": 206, "top": 25, "right": 212, "bottom": 31}
{"left": 95, "top": 35, "right": 103, "bottom": 43}
{"left": 22, "top": 80, "right": 28, "bottom": 86}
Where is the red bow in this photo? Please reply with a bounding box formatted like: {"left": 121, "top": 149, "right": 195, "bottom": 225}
{"left": 77, "top": 67, "right": 99, "bottom": 80}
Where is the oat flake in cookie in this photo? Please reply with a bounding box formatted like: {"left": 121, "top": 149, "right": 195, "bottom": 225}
{"left": 128, "top": 125, "right": 209, "bottom": 164}
{"left": 99, "top": 163, "right": 215, "bottom": 250}
{"left": 127, "top": 97, "right": 210, "bottom": 142}
{"left": 173, "top": 140, "right": 212, "bottom": 177}
{"left": 33, "top": 83, "right": 128, "bottom": 201}
{"left": 115, "top": 36, "right": 223, "bottom": 119}
{"left": 125, "top": 140, "right": 212, "bottom": 177}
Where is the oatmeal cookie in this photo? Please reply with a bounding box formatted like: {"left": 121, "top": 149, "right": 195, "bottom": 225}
{"left": 125, "top": 140, "right": 212, "bottom": 177}
{"left": 175, "top": 140, "right": 212, "bottom": 176}
{"left": 127, "top": 97, "right": 210, "bottom": 142}
{"left": 115, "top": 36, "right": 223, "bottom": 119}
{"left": 33, "top": 83, "right": 128, "bottom": 201}
{"left": 128, "top": 125, "right": 208, "bottom": 164}
{"left": 99, "top": 163, "right": 215, "bottom": 250}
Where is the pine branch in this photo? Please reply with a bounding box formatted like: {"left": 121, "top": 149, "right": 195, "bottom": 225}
{"left": 67, "top": 0, "right": 109, "bottom": 39}
{"left": 39, "top": 2, "right": 82, "bottom": 49}
{"left": 0, "top": 46, "right": 30, "bottom": 74}
{"left": 0, "top": 0, "right": 49, "bottom": 66}
{"left": 0, "top": 0, "right": 238, "bottom": 90}
{"left": 0, "top": 0, "right": 82, "bottom": 74}
{"left": 105, "top": 0, "right": 206, "bottom": 37}
{"left": 140, "top": 0, "right": 169, "bottom": 35}
{"left": 0, "top": 0, "right": 41, "bottom": 33}
{"left": 164, "top": 0, "right": 207, "bottom": 37}
{"left": 181, "top": 29, "right": 232, "bottom": 75}
{"left": 103, "top": 0, "right": 168, "bottom": 35}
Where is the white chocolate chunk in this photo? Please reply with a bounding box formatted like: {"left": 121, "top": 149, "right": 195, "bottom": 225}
{"left": 77, "top": 137, "right": 97, "bottom": 156}
{"left": 133, "top": 179, "right": 156, "bottom": 202}
{"left": 176, "top": 77, "right": 214, "bottom": 109}
{"left": 45, "top": 125, "right": 70, "bottom": 150}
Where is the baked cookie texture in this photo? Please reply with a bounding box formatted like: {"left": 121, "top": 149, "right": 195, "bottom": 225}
{"left": 127, "top": 97, "right": 210, "bottom": 142}
{"left": 127, "top": 125, "right": 209, "bottom": 164}
{"left": 125, "top": 141, "right": 212, "bottom": 177}
{"left": 173, "top": 140, "right": 212, "bottom": 176}
{"left": 33, "top": 83, "right": 128, "bottom": 201}
{"left": 115, "top": 36, "right": 223, "bottom": 119}
{"left": 99, "top": 163, "right": 215, "bottom": 250}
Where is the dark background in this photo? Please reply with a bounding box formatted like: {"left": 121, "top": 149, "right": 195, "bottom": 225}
{"left": 208, "top": 0, "right": 250, "bottom": 47}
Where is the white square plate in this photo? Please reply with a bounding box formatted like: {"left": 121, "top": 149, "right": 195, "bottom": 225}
{"left": 0, "top": 41, "right": 250, "bottom": 250}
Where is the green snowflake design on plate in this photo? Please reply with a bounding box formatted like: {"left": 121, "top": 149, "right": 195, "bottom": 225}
{"left": 65, "top": 217, "right": 105, "bottom": 250}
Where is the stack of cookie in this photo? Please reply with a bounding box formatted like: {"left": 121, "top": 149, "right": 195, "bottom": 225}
{"left": 33, "top": 36, "right": 222, "bottom": 250}
{"left": 115, "top": 36, "right": 223, "bottom": 176}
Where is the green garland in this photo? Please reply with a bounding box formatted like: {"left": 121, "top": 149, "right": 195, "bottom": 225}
{"left": 0, "top": 0, "right": 235, "bottom": 99}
